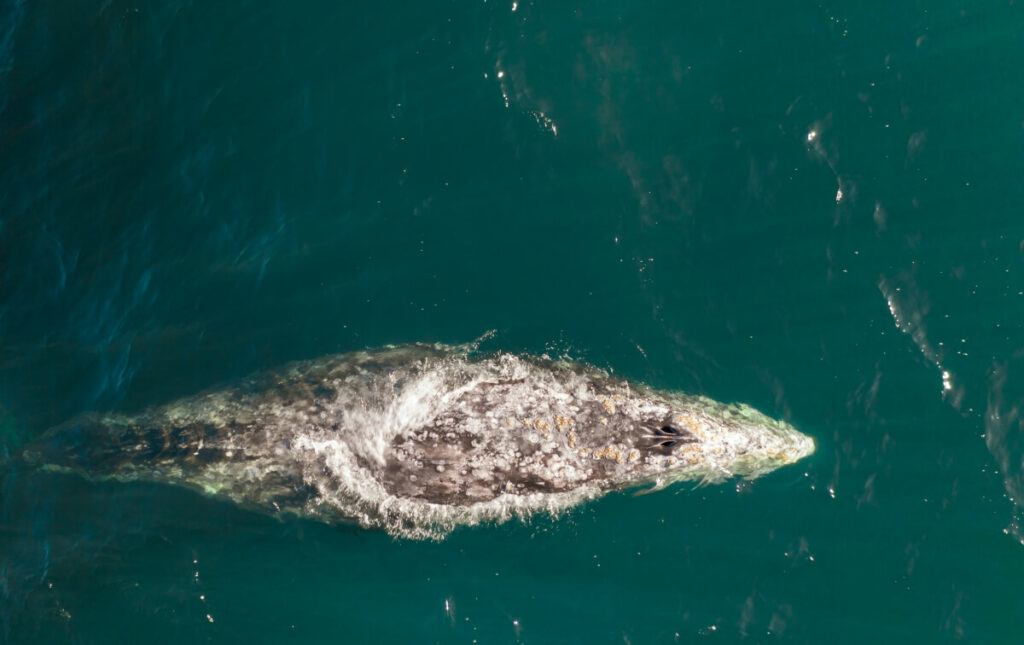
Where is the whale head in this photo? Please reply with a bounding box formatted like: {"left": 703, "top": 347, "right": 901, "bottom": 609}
{"left": 598, "top": 387, "right": 816, "bottom": 490}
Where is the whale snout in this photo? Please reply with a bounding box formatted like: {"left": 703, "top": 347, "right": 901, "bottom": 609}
{"left": 751, "top": 424, "right": 815, "bottom": 478}
{"left": 788, "top": 432, "right": 816, "bottom": 463}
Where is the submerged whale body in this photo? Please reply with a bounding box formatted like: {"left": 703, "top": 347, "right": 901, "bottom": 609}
{"left": 27, "top": 344, "right": 815, "bottom": 539}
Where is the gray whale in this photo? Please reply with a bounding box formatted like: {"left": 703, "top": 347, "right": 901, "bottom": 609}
{"left": 26, "top": 343, "right": 815, "bottom": 539}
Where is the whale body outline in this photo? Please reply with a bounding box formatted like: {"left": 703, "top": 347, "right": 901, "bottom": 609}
{"left": 26, "top": 343, "right": 815, "bottom": 540}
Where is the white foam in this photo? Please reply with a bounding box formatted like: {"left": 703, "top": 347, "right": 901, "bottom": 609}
{"left": 287, "top": 353, "right": 603, "bottom": 539}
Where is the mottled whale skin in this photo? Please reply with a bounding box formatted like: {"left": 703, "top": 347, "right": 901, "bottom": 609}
{"left": 26, "top": 343, "right": 814, "bottom": 539}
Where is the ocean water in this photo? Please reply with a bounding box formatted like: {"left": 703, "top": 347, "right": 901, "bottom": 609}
{"left": 2, "top": 0, "right": 1024, "bottom": 642}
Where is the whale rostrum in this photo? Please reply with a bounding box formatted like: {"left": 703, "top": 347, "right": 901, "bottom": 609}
{"left": 26, "top": 344, "right": 815, "bottom": 539}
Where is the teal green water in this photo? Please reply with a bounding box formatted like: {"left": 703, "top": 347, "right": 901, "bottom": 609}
{"left": 3, "top": 1, "right": 1024, "bottom": 642}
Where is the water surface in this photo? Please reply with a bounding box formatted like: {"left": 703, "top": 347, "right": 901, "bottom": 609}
{"left": 2, "top": 1, "right": 1024, "bottom": 642}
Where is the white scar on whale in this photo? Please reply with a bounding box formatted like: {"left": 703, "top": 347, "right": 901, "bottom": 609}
{"left": 26, "top": 343, "right": 815, "bottom": 539}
